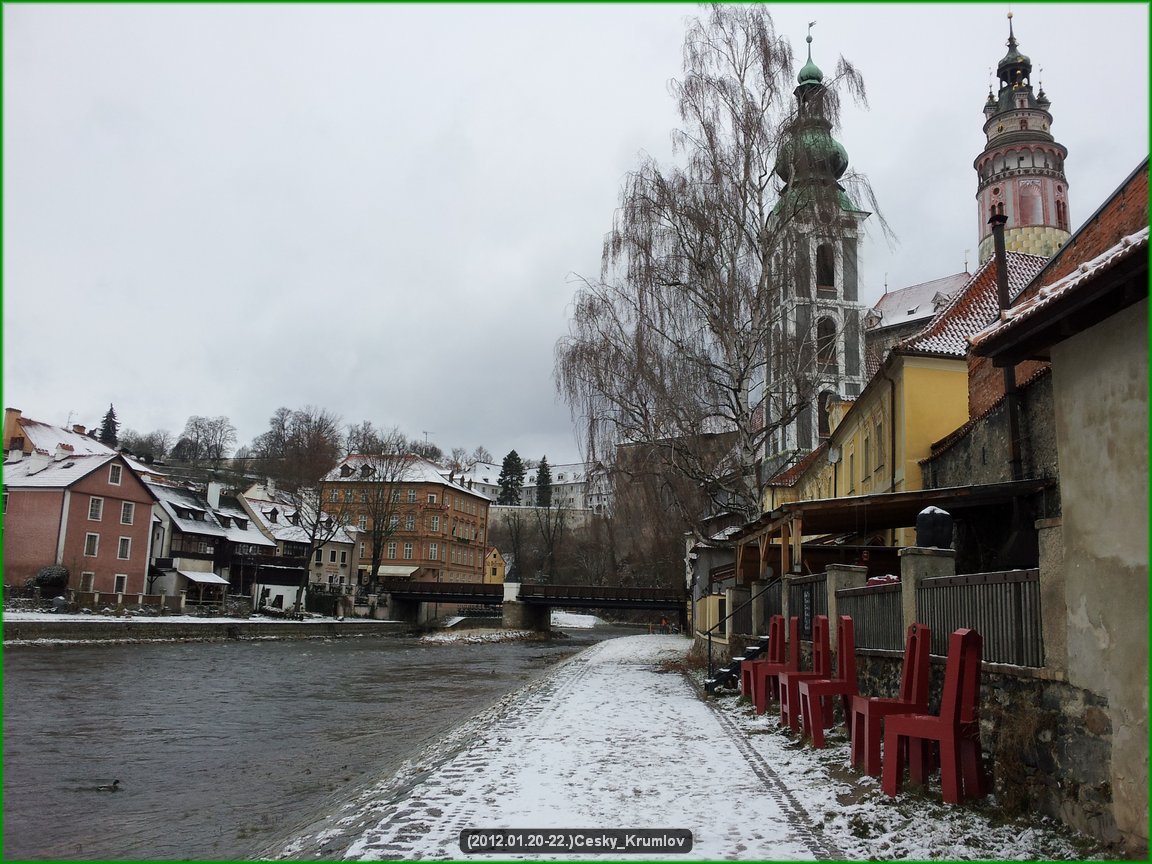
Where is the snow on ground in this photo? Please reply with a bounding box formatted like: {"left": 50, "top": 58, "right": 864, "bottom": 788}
{"left": 1, "top": 610, "right": 399, "bottom": 625}
{"left": 266, "top": 634, "right": 1111, "bottom": 862}
{"left": 550, "top": 611, "right": 603, "bottom": 629}
{"left": 421, "top": 629, "right": 537, "bottom": 645}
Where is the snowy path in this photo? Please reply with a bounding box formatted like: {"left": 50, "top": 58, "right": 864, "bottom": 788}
{"left": 271, "top": 635, "right": 833, "bottom": 861}
{"left": 266, "top": 635, "right": 1105, "bottom": 862}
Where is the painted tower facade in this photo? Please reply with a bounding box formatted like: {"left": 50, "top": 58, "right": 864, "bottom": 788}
{"left": 762, "top": 31, "right": 870, "bottom": 469}
{"left": 975, "top": 13, "right": 1070, "bottom": 264}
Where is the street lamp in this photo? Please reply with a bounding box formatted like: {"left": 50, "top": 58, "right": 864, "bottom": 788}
{"left": 828, "top": 445, "right": 841, "bottom": 498}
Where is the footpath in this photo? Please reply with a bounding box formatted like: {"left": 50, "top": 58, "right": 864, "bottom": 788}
{"left": 261, "top": 635, "right": 1105, "bottom": 861}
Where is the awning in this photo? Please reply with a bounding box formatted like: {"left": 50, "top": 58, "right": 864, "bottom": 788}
{"left": 374, "top": 565, "right": 419, "bottom": 578}
{"left": 177, "top": 570, "right": 230, "bottom": 585}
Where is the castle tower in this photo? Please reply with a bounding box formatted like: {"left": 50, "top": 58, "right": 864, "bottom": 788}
{"left": 975, "top": 12, "right": 1070, "bottom": 264}
{"left": 762, "top": 27, "right": 870, "bottom": 466}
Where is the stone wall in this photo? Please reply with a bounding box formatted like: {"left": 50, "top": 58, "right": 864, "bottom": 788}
{"left": 857, "top": 651, "right": 1120, "bottom": 848}
{"left": 3, "top": 620, "right": 409, "bottom": 643}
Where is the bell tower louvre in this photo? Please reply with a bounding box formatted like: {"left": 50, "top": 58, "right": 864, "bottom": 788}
{"left": 975, "top": 12, "right": 1071, "bottom": 264}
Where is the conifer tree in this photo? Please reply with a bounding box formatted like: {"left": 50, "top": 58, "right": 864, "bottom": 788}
{"left": 97, "top": 404, "right": 120, "bottom": 448}
{"left": 535, "top": 456, "right": 553, "bottom": 508}
{"left": 497, "top": 450, "right": 526, "bottom": 505}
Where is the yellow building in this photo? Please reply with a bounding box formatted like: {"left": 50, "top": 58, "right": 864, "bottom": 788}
{"left": 482, "top": 546, "right": 506, "bottom": 584}
{"left": 768, "top": 251, "right": 1048, "bottom": 547}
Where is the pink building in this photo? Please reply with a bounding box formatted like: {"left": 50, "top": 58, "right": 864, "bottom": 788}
{"left": 4, "top": 450, "right": 156, "bottom": 594}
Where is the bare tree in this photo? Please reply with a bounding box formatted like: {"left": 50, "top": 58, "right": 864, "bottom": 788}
{"left": 250, "top": 406, "right": 343, "bottom": 490}
{"left": 172, "top": 415, "right": 236, "bottom": 467}
{"left": 471, "top": 446, "right": 494, "bottom": 465}
{"left": 533, "top": 498, "right": 568, "bottom": 584}
{"left": 326, "top": 431, "right": 414, "bottom": 589}
{"left": 555, "top": 5, "right": 883, "bottom": 534}
{"left": 284, "top": 482, "right": 353, "bottom": 615}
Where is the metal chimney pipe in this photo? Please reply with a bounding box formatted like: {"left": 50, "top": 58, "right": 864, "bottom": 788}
{"left": 989, "top": 214, "right": 1023, "bottom": 481}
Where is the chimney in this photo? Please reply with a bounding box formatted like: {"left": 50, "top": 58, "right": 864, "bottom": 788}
{"left": 72, "top": 424, "right": 87, "bottom": 435}
{"left": 6, "top": 448, "right": 22, "bottom": 463}
{"left": 54, "top": 443, "right": 75, "bottom": 462}
{"left": 207, "top": 481, "right": 222, "bottom": 510}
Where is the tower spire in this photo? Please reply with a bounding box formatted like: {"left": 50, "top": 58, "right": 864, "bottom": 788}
{"left": 974, "top": 12, "right": 1070, "bottom": 264}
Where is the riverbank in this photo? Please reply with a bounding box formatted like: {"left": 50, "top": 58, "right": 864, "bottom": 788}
{"left": 262, "top": 634, "right": 1114, "bottom": 861}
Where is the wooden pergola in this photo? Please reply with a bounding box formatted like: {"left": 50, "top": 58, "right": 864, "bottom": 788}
{"left": 731, "top": 479, "right": 1054, "bottom": 580}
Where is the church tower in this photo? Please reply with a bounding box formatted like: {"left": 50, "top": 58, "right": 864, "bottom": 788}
{"left": 761, "top": 27, "right": 870, "bottom": 468}
{"left": 975, "top": 13, "right": 1070, "bottom": 264}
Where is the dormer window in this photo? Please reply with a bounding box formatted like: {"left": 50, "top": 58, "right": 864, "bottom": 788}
{"left": 340, "top": 464, "right": 354, "bottom": 478}
{"left": 360, "top": 464, "right": 373, "bottom": 477}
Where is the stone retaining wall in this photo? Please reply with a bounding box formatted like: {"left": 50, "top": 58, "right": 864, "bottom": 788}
{"left": 3, "top": 620, "right": 410, "bottom": 643}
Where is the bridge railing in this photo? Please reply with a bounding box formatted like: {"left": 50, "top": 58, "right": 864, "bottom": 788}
{"left": 378, "top": 580, "right": 502, "bottom": 597}
{"left": 519, "top": 584, "right": 685, "bottom": 603}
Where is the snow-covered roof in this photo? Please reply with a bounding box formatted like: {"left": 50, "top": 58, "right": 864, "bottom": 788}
{"left": 896, "top": 252, "right": 1047, "bottom": 358}
{"left": 242, "top": 493, "right": 356, "bottom": 547}
{"left": 214, "top": 500, "right": 277, "bottom": 548}
{"left": 11, "top": 418, "right": 114, "bottom": 457}
{"left": 147, "top": 481, "right": 228, "bottom": 539}
{"left": 3, "top": 452, "right": 117, "bottom": 488}
{"left": 971, "top": 226, "right": 1150, "bottom": 349}
{"left": 325, "top": 453, "right": 487, "bottom": 498}
{"left": 867, "top": 271, "right": 970, "bottom": 331}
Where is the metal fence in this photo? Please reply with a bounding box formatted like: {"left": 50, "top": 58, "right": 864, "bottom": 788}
{"left": 788, "top": 574, "right": 828, "bottom": 640}
{"left": 835, "top": 582, "right": 904, "bottom": 651}
{"left": 917, "top": 569, "right": 1044, "bottom": 666}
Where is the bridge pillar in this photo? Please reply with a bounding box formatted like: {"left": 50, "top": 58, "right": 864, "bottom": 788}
{"left": 386, "top": 595, "right": 421, "bottom": 624}
{"left": 503, "top": 600, "right": 550, "bottom": 632}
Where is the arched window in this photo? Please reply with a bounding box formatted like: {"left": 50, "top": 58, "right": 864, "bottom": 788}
{"left": 816, "top": 317, "right": 838, "bottom": 372}
{"left": 1020, "top": 182, "right": 1042, "bottom": 225}
{"left": 816, "top": 243, "right": 835, "bottom": 296}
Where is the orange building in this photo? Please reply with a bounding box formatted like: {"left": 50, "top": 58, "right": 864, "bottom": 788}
{"left": 324, "top": 455, "right": 490, "bottom": 585}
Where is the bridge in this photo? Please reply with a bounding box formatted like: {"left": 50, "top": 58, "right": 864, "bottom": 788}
{"left": 377, "top": 580, "right": 688, "bottom": 630}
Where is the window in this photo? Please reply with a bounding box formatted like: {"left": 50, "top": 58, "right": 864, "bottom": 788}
{"left": 359, "top": 542, "right": 366, "bottom": 558}
{"left": 407, "top": 489, "right": 417, "bottom": 503}
{"left": 430, "top": 542, "right": 439, "bottom": 560}
{"left": 389, "top": 515, "right": 400, "bottom": 530}
{"left": 80, "top": 572, "right": 95, "bottom": 592}
{"left": 89, "top": 497, "right": 104, "bottom": 521}
{"left": 391, "top": 490, "right": 401, "bottom": 503}
{"left": 114, "top": 574, "right": 127, "bottom": 593}
{"left": 344, "top": 490, "right": 353, "bottom": 503}
{"left": 405, "top": 514, "right": 416, "bottom": 531}
{"left": 2, "top": 492, "right": 7, "bottom": 514}
{"left": 117, "top": 537, "right": 131, "bottom": 560}
{"left": 431, "top": 515, "right": 440, "bottom": 532}
{"left": 387, "top": 541, "right": 396, "bottom": 559}
{"left": 360, "top": 492, "right": 368, "bottom": 504}
{"left": 816, "top": 243, "right": 835, "bottom": 295}
{"left": 428, "top": 493, "right": 437, "bottom": 504}
{"left": 875, "top": 419, "right": 885, "bottom": 468}
{"left": 340, "top": 550, "right": 347, "bottom": 565}
{"left": 358, "top": 515, "right": 367, "bottom": 530}
{"left": 314, "top": 549, "right": 323, "bottom": 564}
{"left": 329, "top": 549, "right": 338, "bottom": 564}
{"left": 84, "top": 533, "right": 99, "bottom": 557}
{"left": 108, "top": 464, "right": 122, "bottom": 485}
{"left": 120, "top": 502, "right": 135, "bottom": 525}
{"left": 816, "top": 318, "right": 838, "bottom": 372}
{"left": 403, "top": 542, "right": 413, "bottom": 560}
{"left": 863, "top": 435, "right": 872, "bottom": 475}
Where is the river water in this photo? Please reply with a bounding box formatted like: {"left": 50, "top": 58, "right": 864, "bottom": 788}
{"left": 3, "top": 627, "right": 639, "bottom": 861}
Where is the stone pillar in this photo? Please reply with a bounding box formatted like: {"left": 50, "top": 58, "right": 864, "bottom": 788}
{"left": 727, "top": 586, "right": 751, "bottom": 636}
{"left": 898, "top": 546, "right": 956, "bottom": 628}
{"left": 1035, "top": 517, "right": 1067, "bottom": 677}
{"left": 502, "top": 601, "right": 549, "bottom": 631}
{"left": 750, "top": 579, "right": 769, "bottom": 636}
{"left": 825, "top": 564, "right": 868, "bottom": 654}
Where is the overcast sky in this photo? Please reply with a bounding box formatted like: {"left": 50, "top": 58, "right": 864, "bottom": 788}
{"left": 5, "top": 3, "right": 1147, "bottom": 467}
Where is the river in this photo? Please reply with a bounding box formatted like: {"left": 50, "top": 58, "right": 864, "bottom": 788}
{"left": 2, "top": 626, "right": 640, "bottom": 860}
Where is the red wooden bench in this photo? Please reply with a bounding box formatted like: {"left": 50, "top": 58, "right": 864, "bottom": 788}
{"left": 849, "top": 622, "right": 931, "bottom": 776}
{"left": 797, "top": 615, "right": 856, "bottom": 748}
{"left": 881, "top": 628, "right": 988, "bottom": 804}
{"left": 749, "top": 616, "right": 799, "bottom": 715}
{"left": 740, "top": 614, "right": 784, "bottom": 697}
{"left": 778, "top": 615, "right": 831, "bottom": 732}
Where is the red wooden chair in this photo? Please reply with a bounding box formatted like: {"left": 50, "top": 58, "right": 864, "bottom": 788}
{"left": 797, "top": 615, "right": 857, "bottom": 748}
{"left": 749, "top": 616, "right": 799, "bottom": 715}
{"left": 778, "top": 615, "right": 831, "bottom": 731}
{"left": 849, "top": 622, "right": 931, "bottom": 776}
{"left": 740, "top": 615, "right": 784, "bottom": 697}
{"left": 882, "top": 628, "right": 988, "bottom": 804}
